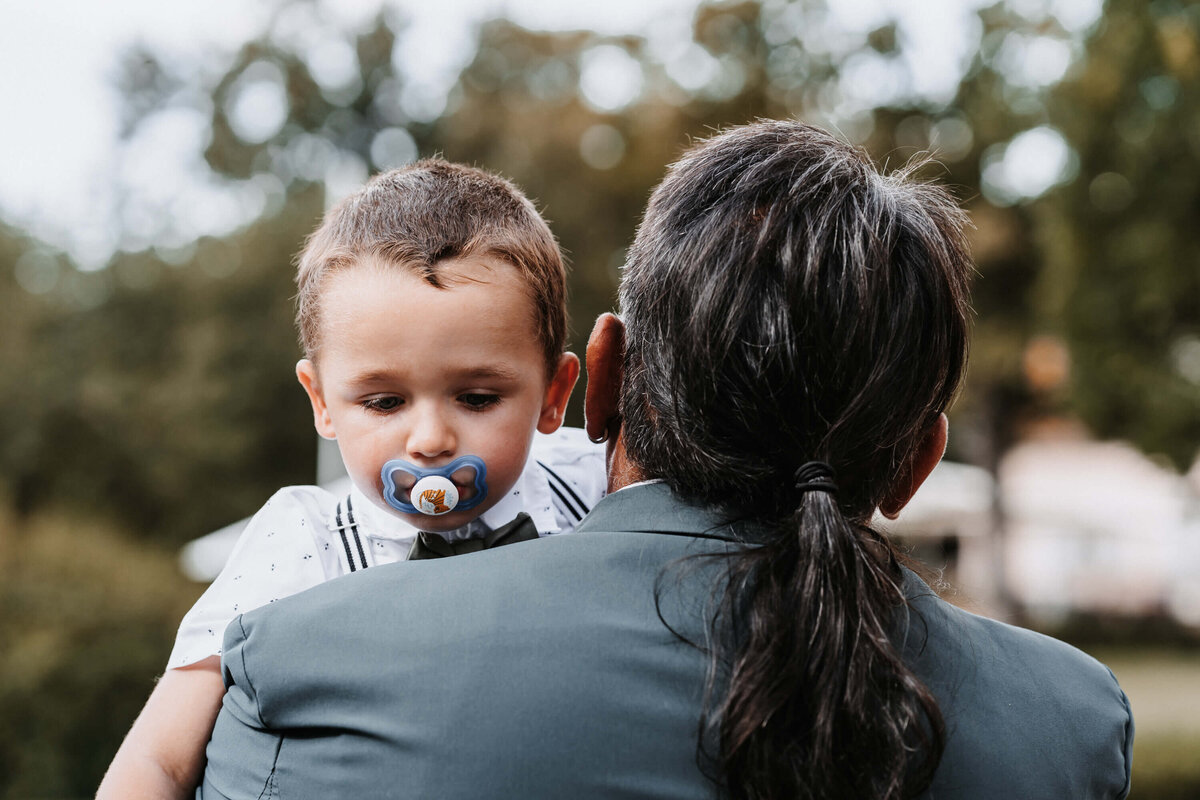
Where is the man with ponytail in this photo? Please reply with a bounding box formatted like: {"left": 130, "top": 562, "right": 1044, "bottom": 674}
{"left": 198, "top": 121, "right": 1133, "bottom": 800}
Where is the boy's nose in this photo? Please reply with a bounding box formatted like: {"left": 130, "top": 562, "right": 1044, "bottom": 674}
{"left": 406, "top": 404, "right": 456, "bottom": 460}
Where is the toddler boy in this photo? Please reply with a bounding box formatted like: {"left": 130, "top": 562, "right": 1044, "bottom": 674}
{"left": 97, "top": 160, "right": 604, "bottom": 796}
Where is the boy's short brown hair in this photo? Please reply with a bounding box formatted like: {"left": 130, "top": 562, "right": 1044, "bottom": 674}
{"left": 296, "top": 159, "right": 567, "bottom": 374}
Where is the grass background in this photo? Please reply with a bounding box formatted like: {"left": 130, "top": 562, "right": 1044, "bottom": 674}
{"left": 1093, "top": 648, "right": 1200, "bottom": 799}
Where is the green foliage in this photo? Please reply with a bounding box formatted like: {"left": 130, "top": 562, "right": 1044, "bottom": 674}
{"left": 1045, "top": 0, "right": 1200, "bottom": 469}
{"left": 0, "top": 508, "right": 202, "bottom": 798}
{"left": 1091, "top": 646, "right": 1200, "bottom": 800}
{"left": 0, "top": 202, "right": 321, "bottom": 545}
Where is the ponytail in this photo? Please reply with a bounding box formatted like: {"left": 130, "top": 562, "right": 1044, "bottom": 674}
{"left": 702, "top": 462, "right": 944, "bottom": 800}
{"left": 622, "top": 119, "right": 971, "bottom": 800}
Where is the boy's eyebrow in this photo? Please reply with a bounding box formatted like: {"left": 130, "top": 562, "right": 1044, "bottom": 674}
{"left": 347, "top": 365, "right": 523, "bottom": 385}
{"left": 347, "top": 369, "right": 401, "bottom": 386}
{"left": 445, "top": 365, "right": 523, "bottom": 382}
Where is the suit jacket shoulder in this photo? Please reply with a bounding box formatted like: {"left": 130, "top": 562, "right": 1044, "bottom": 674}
{"left": 205, "top": 521, "right": 726, "bottom": 799}
{"left": 902, "top": 573, "right": 1134, "bottom": 799}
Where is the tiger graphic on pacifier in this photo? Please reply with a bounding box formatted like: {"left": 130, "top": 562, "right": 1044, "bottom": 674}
{"left": 380, "top": 455, "right": 488, "bottom": 516}
{"left": 417, "top": 488, "right": 451, "bottom": 514}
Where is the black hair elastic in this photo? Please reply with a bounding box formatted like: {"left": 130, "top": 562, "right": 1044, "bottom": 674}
{"left": 794, "top": 461, "right": 838, "bottom": 495}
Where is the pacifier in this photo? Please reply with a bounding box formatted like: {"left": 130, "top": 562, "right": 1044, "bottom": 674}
{"left": 380, "top": 455, "right": 488, "bottom": 516}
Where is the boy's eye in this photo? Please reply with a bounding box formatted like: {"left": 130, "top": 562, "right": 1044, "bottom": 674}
{"left": 459, "top": 393, "right": 500, "bottom": 410}
{"left": 363, "top": 396, "right": 403, "bottom": 413}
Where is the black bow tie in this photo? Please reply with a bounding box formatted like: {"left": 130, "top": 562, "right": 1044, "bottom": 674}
{"left": 408, "top": 512, "right": 540, "bottom": 560}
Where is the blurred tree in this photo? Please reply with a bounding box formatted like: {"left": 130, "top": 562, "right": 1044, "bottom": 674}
{"left": 0, "top": 509, "right": 200, "bottom": 798}
{"left": 0, "top": 223, "right": 51, "bottom": 519}
{"left": 0, "top": 202, "right": 321, "bottom": 543}
{"left": 0, "top": 13, "right": 414, "bottom": 543}
{"left": 2, "top": 0, "right": 1099, "bottom": 542}
{"left": 1045, "top": 0, "right": 1200, "bottom": 470}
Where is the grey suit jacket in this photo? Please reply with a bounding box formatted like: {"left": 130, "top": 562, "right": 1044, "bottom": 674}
{"left": 200, "top": 483, "right": 1133, "bottom": 799}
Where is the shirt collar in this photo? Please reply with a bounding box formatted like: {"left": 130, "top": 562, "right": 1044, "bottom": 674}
{"left": 615, "top": 477, "right": 664, "bottom": 492}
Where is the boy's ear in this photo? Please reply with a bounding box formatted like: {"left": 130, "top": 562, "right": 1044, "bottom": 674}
{"left": 537, "top": 353, "right": 580, "bottom": 434}
{"left": 296, "top": 359, "right": 337, "bottom": 440}
{"left": 879, "top": 413, "right": 948, "bottom": 520}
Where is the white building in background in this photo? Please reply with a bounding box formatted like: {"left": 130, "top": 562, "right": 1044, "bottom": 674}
{"left": 1000, "top": 439, "right": 1200, "bottom": 626}
{"left": 875, "top": 458, "right": 998, "bottom": 611}
{"left": 885, "top": 437, "right": 1200, "bottom": 627}
{"left": 183, "top": 436, "right": 1200, "bottom": 628}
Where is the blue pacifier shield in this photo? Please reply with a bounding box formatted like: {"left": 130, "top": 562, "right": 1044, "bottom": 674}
{"left": 381, "top": 455, "right": 488, "bottom": 516}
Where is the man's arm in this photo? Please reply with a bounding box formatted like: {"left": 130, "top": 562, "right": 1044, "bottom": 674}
{"left": 96, "top": 657, "right": 225, "bottom": 800}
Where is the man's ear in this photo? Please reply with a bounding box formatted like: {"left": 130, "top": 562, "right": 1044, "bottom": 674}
{"left": 296, "top": 359, "right": 336, "bottom": 440}
{"left": 879, "top": 413, "right": 948, "bottom": 520}
{"left": 584, "top": 313, "right": 625, "bottom": 444}
{"left": 537, "top": 353, "right": 580, "bottom": 434}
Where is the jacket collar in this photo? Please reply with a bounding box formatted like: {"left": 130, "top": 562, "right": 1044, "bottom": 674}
{"left": 576, "top": 483, "right": 938, "bottom": 608}
{"left": 574, "top": 481, "right": 765, "bottom": 543}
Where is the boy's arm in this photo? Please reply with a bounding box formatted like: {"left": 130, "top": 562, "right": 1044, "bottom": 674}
{"left": 96, "top": 656, "right": 225, "bottom": 800}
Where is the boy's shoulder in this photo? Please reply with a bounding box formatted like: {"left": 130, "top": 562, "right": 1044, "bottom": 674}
{"left": 255, "top": 482, "right": 347, "bottom": 522}
{"left": 225, "top": 484, "right": 346, "bottom": 564}
{"left": 531, "top": 426, "right": 604, "bottom": 466}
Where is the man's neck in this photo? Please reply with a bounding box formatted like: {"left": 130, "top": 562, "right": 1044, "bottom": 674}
{"left": 605, "top": 431, "right": 647, "bottom": 494}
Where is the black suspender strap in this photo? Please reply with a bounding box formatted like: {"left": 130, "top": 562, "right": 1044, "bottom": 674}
{"left": 345, "top": 494, "right": 369, "bottom": 569}
{"left": 334, "top": 501, "right": 357, "bottom": 572}
{"left": 334, "top": 497, "right": 369, "bottom": 572}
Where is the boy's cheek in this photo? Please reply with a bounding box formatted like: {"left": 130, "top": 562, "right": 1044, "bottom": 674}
{"left": 335, "top": 441, "right": 388, "bottom": 498}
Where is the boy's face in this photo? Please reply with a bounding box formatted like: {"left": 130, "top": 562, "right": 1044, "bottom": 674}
{"left": 296, "top": 255, "right": 578, "bottom": 533}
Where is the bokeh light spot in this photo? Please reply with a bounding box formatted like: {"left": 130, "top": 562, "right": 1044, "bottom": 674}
{"left": 930, "top": 116, "right": 974, "bottom": 162}
{"left": 664, "top": 43, "right": 720, "bottom": 93}
{"left": 13, "top": 249, "right": 61, "bottom": 295}
{"left": 579, "top": 45, "right": 644, "bottom": 112}
{"left": 981, "top": 125, "right": 1076, "bottom": 205}
{"left": 1170, "top": 336, "right": 1200, "bottom": 386}
{"left": 305, "top": 37, "right": 362, "bottom": 105}
{"left": 225, "top": 61, "right": 289, "bottom": 144}
{"left": 1089, "top": 172, "right": 1134, "bottom": 213}
{"left": 370, "top": 127, "right": 419, "bottom": 170}
{"left": 995, "top": 33, "right": 1072, "bottom": 88}
{"left": 324, "top": 151, "right": 369, "bottom": 208}
{"left": 579, "top": 124, "right": 626, "bottom": 170}
{"left": 1139, "top": 75, "right": 1179, "bottom": 111}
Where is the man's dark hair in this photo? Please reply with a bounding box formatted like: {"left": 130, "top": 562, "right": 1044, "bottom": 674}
{"left": 620, "top": 120, "right": 972, "bottom": 799}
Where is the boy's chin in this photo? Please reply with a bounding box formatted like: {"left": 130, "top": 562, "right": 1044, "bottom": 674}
{"left": 393, "top": 507, "right": 484, "bottom": 533}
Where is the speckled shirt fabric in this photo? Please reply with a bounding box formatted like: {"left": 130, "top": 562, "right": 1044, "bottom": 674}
{"left": 168, "top": 427, "right": 605, "bottom": 668}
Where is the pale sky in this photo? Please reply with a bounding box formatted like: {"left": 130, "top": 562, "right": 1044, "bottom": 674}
{"left": 0, "top": 0, "right": 1099, "bottom": 269}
